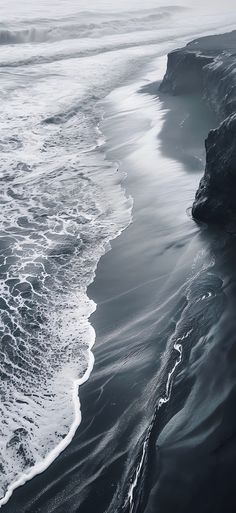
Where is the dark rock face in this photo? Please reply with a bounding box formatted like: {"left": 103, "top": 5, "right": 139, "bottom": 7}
{"left": 160, "top": 31, "right": 236, "bottom": 226}
{"left": 192, "top": 114, "right": 236, "bottom": 224}
{"left": 159, "top": 50, "right": 213, "bottom": 96}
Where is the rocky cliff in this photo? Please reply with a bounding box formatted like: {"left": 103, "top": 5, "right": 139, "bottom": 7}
{"left": 160, "top": 31, "right": 236, "bottom": 225}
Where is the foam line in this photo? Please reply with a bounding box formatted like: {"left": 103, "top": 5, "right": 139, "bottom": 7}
{"left": 0, "top": 327, "right": 95, "bottom": 507}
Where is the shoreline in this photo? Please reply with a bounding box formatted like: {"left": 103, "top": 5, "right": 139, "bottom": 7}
{"left": 1, "top": 51, "right": 216, "bottom": 512}
{"left": 2, "top": 27, "right": 236, "bottom": 513}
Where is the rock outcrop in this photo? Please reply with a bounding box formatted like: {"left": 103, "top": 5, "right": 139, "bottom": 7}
{"left": 160, "top": 31, "right": 236, "bottom": 225}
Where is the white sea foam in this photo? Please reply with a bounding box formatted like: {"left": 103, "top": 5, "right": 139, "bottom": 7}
{"left": 0, "top": 29, "right": 136, "bottom": 503}
{"left": 0, "top": 142, "right": 132, "bottom": 504}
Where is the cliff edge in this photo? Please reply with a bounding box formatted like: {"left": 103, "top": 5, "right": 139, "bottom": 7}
{"left": 160, "top": 31, "right": 236, "bottom": 225}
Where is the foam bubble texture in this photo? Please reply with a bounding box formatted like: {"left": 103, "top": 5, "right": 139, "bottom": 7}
{"left": 0, "top": 55, "right": 132, "bottom": 501}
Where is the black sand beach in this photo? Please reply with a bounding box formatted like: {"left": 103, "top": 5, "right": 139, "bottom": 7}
{"left": 3, "top": 51, "right": 233, "bottom": 513}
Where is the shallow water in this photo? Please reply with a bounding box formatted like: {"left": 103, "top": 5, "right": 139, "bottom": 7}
{"left": 0, "top": 1, "right": 236, "bottom": 511}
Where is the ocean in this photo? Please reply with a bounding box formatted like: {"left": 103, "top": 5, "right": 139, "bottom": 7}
{"left": 0, "top": 1, "right": 236, "bottom": 512}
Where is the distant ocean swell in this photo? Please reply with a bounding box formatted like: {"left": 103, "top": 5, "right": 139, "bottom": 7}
{"left": 0, "top": 13, "right": 170, "bottom": 45}
{"left": 0, "top": 7, "right": 185, "bottom": 46}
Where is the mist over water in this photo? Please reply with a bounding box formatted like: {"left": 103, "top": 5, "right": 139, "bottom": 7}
{"left": 0, "top": 0, "right": 236, "bottom": 509}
